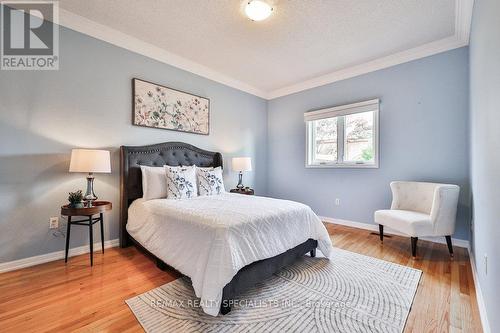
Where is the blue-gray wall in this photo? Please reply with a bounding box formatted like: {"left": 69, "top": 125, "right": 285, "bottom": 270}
{"left": 267, "top": 47, "right": 470, "bottom": 240}
{"left": 0, "top": 18, "right": 474, "bottom": 267}
{"left": 469, "top": 0, "right": 499, "bottom": 331}
{"left": 0, "top": 26, "right": 268, "bottom": 263}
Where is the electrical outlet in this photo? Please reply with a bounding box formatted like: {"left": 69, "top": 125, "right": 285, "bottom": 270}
{"left": 49, "top": 217, "right": 59, "bottom": 229}
{"left": 335, "top": 198, "right": 340, "bottom": 206}
{"left": 484, "top": 254, "right": 488, "bottom": 275}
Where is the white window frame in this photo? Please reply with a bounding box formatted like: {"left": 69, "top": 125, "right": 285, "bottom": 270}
{"left": 305, "top": 99, "right": 379, "bottom": 168}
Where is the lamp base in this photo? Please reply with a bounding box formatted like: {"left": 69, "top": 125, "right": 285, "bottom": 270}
{"left": 236, "top": 171, "right": 244, "bottom": 189}
{"left": 84, "top": 173, "right": 98, "bottom": 207}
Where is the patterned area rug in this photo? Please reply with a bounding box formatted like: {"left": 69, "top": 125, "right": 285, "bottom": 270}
{"left": 126, "top": 248, "right": 421, "bottom": 333}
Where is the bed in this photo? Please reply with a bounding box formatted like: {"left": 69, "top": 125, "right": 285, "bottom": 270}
{"left": 120, "top": 142, "right": 332, "bottom": 316}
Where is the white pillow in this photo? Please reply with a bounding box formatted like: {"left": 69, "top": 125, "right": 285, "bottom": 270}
{"left": 164, "top": 165, "right": 198, "bottom": 199}
{"left": 196, "top": 167, "right": 225, "bottom": 196}
{"left": 140, "top": 165, "right": 167, "bottom": 200}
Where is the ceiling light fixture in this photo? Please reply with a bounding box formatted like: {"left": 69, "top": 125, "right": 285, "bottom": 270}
{"left": 245, "top": 0, "right": 273, "bottom": 21}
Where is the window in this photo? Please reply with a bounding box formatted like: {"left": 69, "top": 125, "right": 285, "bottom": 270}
{"left": 305, "top": 99, "right": 379, "bottom": 168}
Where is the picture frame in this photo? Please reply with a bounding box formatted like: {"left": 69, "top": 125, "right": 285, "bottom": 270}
{"left": 132, "top": 78, "right": 210, "bottom": 135}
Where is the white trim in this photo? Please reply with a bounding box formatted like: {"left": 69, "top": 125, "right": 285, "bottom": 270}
{"left": 51, "top": 9, "right": 269, "bottom": 99}
{"left": 29, "top": 1, "right": 473, "bottom": 100}
{"left": 0, "top": 239, "right": 119, "bottom": 273}
{"left": 0, "top": 219, "right": 490, "bottom": 332}
{"left": 305, "top": 164, "right": 379, "bottom": 169}
{"left": 469, "top": 249, "right": 491, "bottom": 333}
{"left": 321, "top": 216, "right": 470, "bottom": 248}
{"left": 268, "top": 36, "right": 466, "bottom": 99}
{"left": 268, "top": 0, "right": 475, "bottom": 99}
{"left": 304, "top": 99, "right": 379, "bottom": 121}
{"left": 322, "top": 216, "right": 490, "bottom": 332}
{"left": 455, "top": 0, "right": 475, "bottom": 44}
{"left": 305, "top": 100, "right": 379, "bottom": 169}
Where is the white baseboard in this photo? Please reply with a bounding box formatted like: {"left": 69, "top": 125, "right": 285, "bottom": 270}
{"left": 0, "top": 239, "right": 119, "bottom": 273}
{"left": 469, "top": 249, "right": 491, "bottom": 333}
{"left": 320, "top": 216, "right": 470, "bottom": 248}
{"left": 322, "top": 216, "right": 491, "bottom": 332}
{"left": 0, "top": 221, "right": 490, "bottom": 332}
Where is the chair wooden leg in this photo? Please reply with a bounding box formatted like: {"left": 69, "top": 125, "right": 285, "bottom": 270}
{"left": 445, "top": 236, "right": 454, "bottom": 257}
{"left": 411, "top": 237, "right": 418, "bottom": 257}
{"left": 379, "top": 225, "right": 384, "bottom": 242}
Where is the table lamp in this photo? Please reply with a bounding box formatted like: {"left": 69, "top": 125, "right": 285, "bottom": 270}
{"left": 69, "top": 149, "right": 111, "bottom": 207}
{"left": 232, "top": 157, "right": 252, "bottom": 189}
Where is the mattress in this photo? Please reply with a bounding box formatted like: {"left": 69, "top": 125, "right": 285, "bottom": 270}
{"left": 126, "top": 192, "right": 333, "bottom": 316}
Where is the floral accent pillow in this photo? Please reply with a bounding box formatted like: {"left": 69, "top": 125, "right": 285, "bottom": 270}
{"left": 164, "top": 165, "right": 197, "bottom": 199}
{"left": 196, "top": 167, "right": 225, "bottom": 196}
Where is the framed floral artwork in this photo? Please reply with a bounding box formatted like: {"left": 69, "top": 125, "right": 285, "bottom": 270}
{"left": 133, "top": 78, "right": 210, "bottom": 135}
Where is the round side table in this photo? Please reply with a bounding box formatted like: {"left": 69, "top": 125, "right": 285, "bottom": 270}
{"left": 61, "top": 201, "right": 112, "bottom": 266}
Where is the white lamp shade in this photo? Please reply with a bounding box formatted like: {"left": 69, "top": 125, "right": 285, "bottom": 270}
{"left": 69, "top": 149, "right": 111, "bottom": 173}
{"left": 232, "top": 157, "right": 252, "bottom": 172}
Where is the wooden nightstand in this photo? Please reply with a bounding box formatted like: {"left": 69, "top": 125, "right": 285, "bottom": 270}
{"left": 61, "top": 201, "right": 112, "bottom": 266}
{"left": 230, "top": 188, "right": 255, "bottom": 195}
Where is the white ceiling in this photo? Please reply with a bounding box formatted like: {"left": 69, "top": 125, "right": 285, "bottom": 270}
{"left": 57, "top": 0, "right": 472, "bottom": 99}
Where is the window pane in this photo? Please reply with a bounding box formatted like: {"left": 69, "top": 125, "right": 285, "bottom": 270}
{"left": 312, "top": 117, "right": 337, "bottom": 163}
{"left": 344, "top": 111, "right": 374, "bottom": 163}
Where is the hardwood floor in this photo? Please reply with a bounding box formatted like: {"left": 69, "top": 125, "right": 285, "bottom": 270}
{"left": 324, "top": 224, "right": 482, "bottom": 333}
{"left": 0, "top": 223, "right": 482, "bottom": 332}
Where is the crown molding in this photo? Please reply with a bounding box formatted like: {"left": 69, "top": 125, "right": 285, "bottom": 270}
{"left": 455, "top": 0, "right": 475, "bottom": 44}
{"left": 267, "top": 36, "right": 467, "bottom": 99}
{"left": 268, "top": 0, "right": 475, "bottom": 99}
{"left": 44, "top": 0, "right": 472, "bottom": 100}
{"left": 57, "top": 9, "right": 268, "bottom": 99}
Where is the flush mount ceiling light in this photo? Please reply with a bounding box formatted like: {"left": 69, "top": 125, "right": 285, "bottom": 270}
{"left": 245, "top": 0, "right": 273, "bottom": 21}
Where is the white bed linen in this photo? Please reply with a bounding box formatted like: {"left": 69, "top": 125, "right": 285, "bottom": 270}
{"left": 127, "top": 192, "right": 333, "bottom": 316}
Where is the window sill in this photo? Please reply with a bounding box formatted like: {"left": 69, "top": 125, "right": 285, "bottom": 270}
{"left": 305, "top": 163, "right": 379, "bottom": 169}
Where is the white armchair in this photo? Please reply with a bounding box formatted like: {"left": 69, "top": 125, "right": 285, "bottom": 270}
{"left": 374, "top": 181, "right": 460, "bottom": 257}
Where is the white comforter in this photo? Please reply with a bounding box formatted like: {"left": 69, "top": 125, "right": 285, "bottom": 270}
{"left": 127, "top": 192, "right": 333, "bottom": 316}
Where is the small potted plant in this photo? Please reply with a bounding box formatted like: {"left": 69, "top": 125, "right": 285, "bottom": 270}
{"left": 68, "top": 190, "right": 84, "bottom": 208}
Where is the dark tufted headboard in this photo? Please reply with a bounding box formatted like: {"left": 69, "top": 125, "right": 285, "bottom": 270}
{"left": 119, "top": 141, "right": 223, "bottom": 247}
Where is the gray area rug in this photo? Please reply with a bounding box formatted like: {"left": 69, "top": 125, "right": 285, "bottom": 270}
{"left": 126, "top": 248, "right": 421, "bottom": 332}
